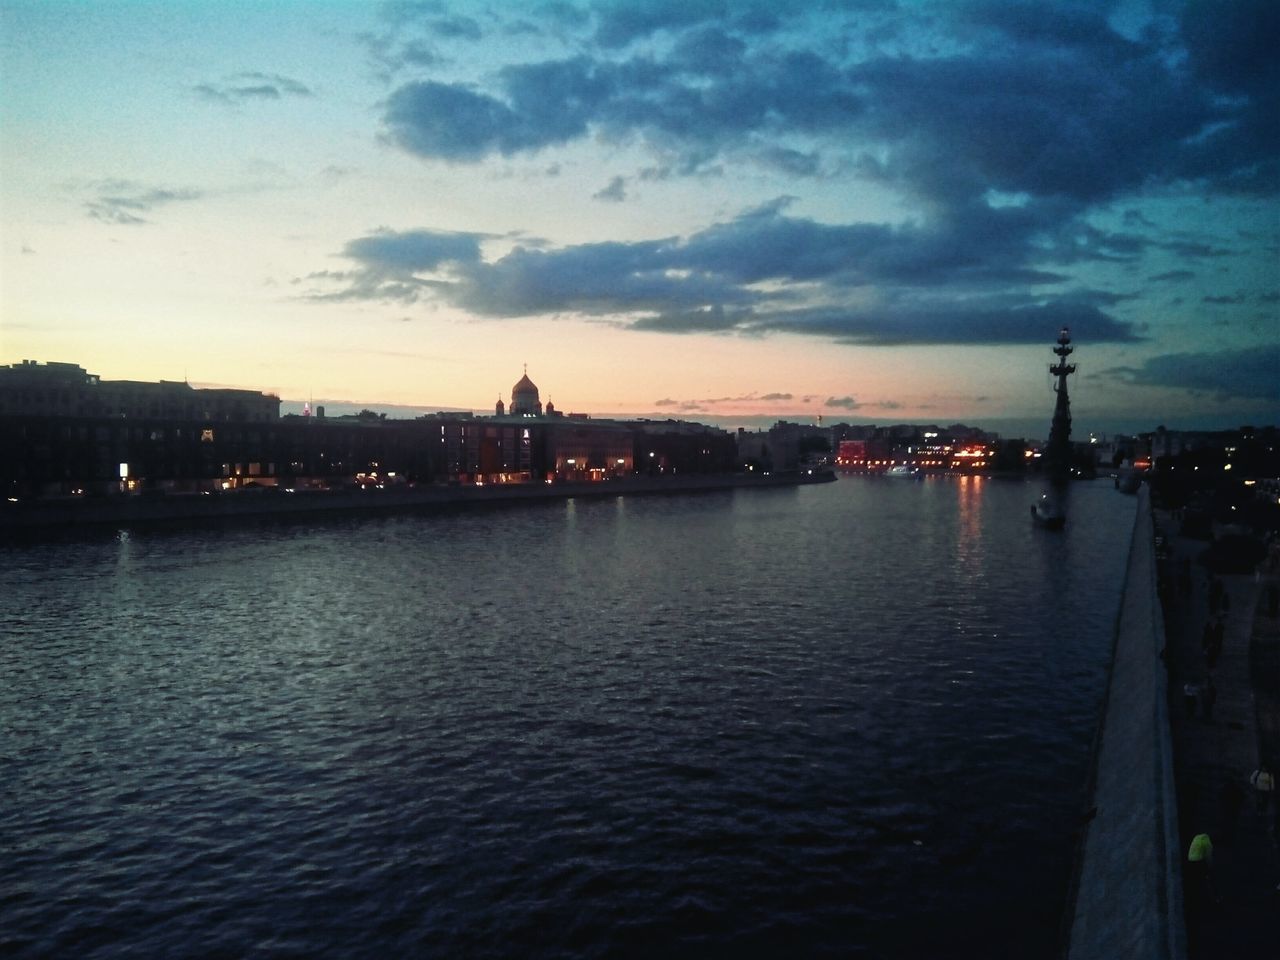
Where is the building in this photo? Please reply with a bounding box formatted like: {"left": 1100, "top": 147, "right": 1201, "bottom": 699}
{"left": 508, "top": 368, "right": 543, "bottom": 417}
{"left": 0, "top": 360, "right": 279, "bottom": 422}
{"left": 0, "top": 362, "right": 744, "bottom": 498}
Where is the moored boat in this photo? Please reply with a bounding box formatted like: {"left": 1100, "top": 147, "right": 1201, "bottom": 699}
{"left": 1031, "top": 493, "right": 1066, "bottom": 529}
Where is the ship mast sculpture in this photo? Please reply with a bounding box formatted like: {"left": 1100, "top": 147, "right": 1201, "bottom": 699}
{"left": 1032, "top": 327, "right": 1075, "bottom": 528}
{"left": 1045, "top": 326, "right": 1076, "bottom": 488}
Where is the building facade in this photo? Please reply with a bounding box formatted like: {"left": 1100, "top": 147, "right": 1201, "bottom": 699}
{"left": 0, "top": 360, "right": 279, "bottom": 422}
{"left": 0, "top": 363, "right": 741, "bottom": 498}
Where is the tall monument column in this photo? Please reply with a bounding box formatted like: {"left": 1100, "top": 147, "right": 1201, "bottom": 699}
{"left": 1045, "top": 327, "right": 1077, "bottom": 488}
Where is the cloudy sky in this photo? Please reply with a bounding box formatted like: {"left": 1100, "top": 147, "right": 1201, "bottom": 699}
{"left": 2, "top": 0, "right": 1276, "bottom": 435}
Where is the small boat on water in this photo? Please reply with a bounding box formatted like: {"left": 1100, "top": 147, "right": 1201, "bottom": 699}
{"left": 1031, "top": 493, "right": 1066, "bottom": 529}
{"left": 884, "top": 465, "right": 920, "bottom": 479}
{"left": 1115, "top": 469, "right": 1142, "bottom": 494}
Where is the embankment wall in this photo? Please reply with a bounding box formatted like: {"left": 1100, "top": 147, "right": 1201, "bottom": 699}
{"left": 1066, "top": 486, "right": 1185, "bottom": 959}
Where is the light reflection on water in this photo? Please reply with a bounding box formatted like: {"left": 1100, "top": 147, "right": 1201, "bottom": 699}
{"left": 1, "top": 478, "right": 1135, "bottom": 958}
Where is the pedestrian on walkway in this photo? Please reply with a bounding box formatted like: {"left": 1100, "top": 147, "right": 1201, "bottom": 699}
{"left": 1186, "top": 833, "right": 1215, "bottom": 906}
{"left": 1251, "top": 767, "right": 1275, "bottom": 813}
{"left": 1202, "top": 676, "right": 1217, "bottom": 721}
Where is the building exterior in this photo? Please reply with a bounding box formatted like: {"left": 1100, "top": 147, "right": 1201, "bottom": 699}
{"left": 0, "top": 363, "right": 741, "bottom": 498}
{"left": 832, "top": 425, "right": 1000, "bottom": 472}
{"left": 0, "top": 360, "right": 279, "bottom": 422}
{"left": 509, "top": 370, "right": 543, "bottom": 416}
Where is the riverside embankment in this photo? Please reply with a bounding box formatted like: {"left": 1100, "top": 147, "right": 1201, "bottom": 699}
{"left": 0, "top": 468, "right": 834, "bottom": 531}
{"left": 1066, "top": 486, "right": 1186, "bottom": 960}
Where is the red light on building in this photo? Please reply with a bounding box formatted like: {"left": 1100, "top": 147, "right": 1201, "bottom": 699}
{"left": 836, "top": 440, "right": 866, "bottom": 465}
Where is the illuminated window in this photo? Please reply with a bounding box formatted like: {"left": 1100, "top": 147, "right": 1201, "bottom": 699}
{"left": 201, "top": 428, "right": 215, "bottom": 442}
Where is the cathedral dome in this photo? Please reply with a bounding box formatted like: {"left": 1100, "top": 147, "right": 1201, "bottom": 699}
{"left": 511, "top": 370, "right": 541, "bottom": 416}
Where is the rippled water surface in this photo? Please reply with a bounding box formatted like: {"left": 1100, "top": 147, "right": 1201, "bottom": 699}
{"left": 2, "top": 477, "right": 1136, "bottom": 958}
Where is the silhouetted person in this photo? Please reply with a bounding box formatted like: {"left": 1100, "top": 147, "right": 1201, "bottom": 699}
{"left": 1202, "top": 676, "right": 1217, "bottom": 721}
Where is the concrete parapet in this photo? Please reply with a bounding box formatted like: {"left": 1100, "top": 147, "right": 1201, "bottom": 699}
{"left": 1067, "top": 487, "right": 1185, "bottom": 960}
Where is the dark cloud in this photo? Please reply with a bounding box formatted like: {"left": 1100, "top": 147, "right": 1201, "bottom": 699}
{"left": 825, "top": 396, "right": 860, "bottom": 410}
{"left": 592, "top": 0, "right": 780, "bottom": 49}
{"left": 366, "top": 3, "right": 1270, "bottom": 357}
{"left": 84, "top": 180, "right": 202, "bottom": 225}
{"left": 384, "top": 82, "right": 527, "bottom": 161}
{"left": 345, "top": 228, "right": 485, "bottom": 271}
{"left": 535, "top": 2, "right": 591, "bottom": 31}
{"left": 428, "top": 15, "right": 482, "bottom": 40}
{"left": 647, "top": 392, "right": 791, "bottom": 412}
{"left": 383, "top": 58, "right": 614, "bottom": 160}
{"left": 333, "top": 1, "right": 1279, "bottom": 351}
{"left": 363, "top": 3, "right": 485, "bottom": 75}
{"left": 374, "top": 0, "right": 1277, "bottom": 269}
{"left": 1155, "top": 239, "right": 1233, "bottom": 258}
{"left": 381, "top": 44, "right": 861, "bottom": 165}
{"left": 194, "top": 72, "right": 314, "bottom": 104}
{"left": 738, "top": 300, "right": 1139, "bottom": 347}
{"left": 753, "top": 146, "right": 822, "bottom": 177}
{"left": 1202, "top": 293, "right": 1246, "bottom": 305}
{"left": 304, "top": 228, "right": 486, "bottom": 302}
{"left": 593, "top": 175, "right": 627, "bottom": 201}
{"left": 379, "top": 2, "right": 449, "bottom": 29}
{"left": 312, "top": 206, "right": 1143, "bottom": 345}
{"left": 1105, "top": 343, "right": 1280, "bottom": 401}
{"left": 630, "top": 306, "right": 752, "bottom": 333}
{"left": 455, "top": 241, "right": 750, "bottom": 317}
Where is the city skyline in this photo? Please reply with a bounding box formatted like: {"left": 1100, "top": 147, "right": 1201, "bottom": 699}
{"left": 2, "top": 0, "right": 1277, "bottom": 438}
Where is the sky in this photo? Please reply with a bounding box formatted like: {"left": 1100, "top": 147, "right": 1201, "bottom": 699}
{"left": 1, "top": 0, "right": 1276, "bottom": 438}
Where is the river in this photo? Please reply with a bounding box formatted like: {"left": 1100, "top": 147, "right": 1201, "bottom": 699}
{"left": 1, "top": 475, "right": 1136, "bottom": 958}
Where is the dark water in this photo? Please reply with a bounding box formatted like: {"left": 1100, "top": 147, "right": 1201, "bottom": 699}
{"left": 2, "top": 477, "right": 1136, "bottom": 958}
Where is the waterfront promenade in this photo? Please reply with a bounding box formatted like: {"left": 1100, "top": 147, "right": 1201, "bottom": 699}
{"left": 1067, "top": 491, "right": 1184, "bottom": 960}
{"left": 1157, "top": 509, "right": 1279, "bottom": 957}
